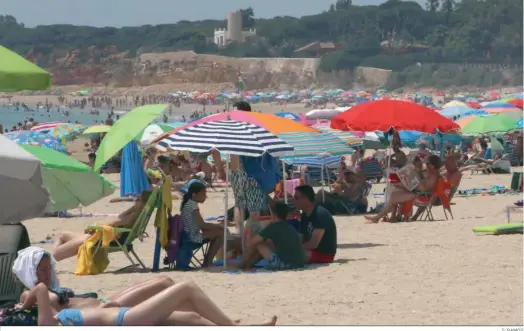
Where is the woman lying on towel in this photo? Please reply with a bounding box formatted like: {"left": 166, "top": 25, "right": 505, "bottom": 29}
{"left": 364, "top": 155, "right": 442, "bottom": 224}
{"left": 15, "top": 247, "right": 177, "bottom": 312}
{"left": 26, "top": 282, "right": 277, "bottom": 326}
{"left": 51, "top": 190, "right": 151, "bottom": 262}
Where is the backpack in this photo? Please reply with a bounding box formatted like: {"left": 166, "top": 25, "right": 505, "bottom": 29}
{"left": 165, "top": 214, "right": 184, "bottom": 264}
{"left": 0, "top": 305, "right": 38, "bottom": 326}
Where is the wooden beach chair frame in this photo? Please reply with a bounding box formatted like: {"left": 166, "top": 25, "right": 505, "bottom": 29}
{"left": 88, "top": 186, "right": 161, "bottom": 271}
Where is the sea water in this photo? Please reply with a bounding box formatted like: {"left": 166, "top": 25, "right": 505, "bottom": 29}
{"left": 0, "top": 105, "right": 115, "bottom": 129}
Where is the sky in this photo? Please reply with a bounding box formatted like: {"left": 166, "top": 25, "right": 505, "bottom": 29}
{"left": 1, "top": 0, "right": 424, "bottom": 27}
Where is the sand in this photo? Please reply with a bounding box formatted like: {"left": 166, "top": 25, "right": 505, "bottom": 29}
{"left": 24, "top": 170, "right": 523, "bottom": 325}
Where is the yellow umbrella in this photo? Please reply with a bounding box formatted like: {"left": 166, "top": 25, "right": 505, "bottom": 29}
{"left": 83, "top": 124, "right": 111, "bottom": 135}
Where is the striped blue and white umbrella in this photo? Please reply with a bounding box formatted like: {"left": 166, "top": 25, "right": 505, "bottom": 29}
{"left": 278, "top": 132, "right": 353, "bottom": 158}
{"left": 285, "top": 154, "right": 341, "bottom": 168}
{"left": 155, "top": 120, "right": 294, "bottom": 157}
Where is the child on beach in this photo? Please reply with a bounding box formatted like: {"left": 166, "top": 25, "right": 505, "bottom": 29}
{"left": 239, "top": 201, "right": 304, "bottom": 270}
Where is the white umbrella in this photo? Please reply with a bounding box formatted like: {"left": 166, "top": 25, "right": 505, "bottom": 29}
{"left": 0, "top": 134, "right": 50, "bottom": 224}
{"left": 306, "top": 108, "right": 344, "bottom": 120}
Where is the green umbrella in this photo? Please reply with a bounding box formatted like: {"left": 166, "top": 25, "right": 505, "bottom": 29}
{"left": 498, "top": 111, "right": 523, "bottom": 123}
{"left": 461, "top": 115, "right": 518, "bottom": 135}
{"left": 20, "top": 145, "right": 115, "bottom": 212}
{"left": 94, "top": 104, "right": 168, "bottom": 171}
{"left": 0, "top": 45, "right": 51, "bottom": 92}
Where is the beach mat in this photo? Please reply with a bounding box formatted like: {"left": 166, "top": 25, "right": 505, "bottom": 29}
{"left": 213, "top": 257, "right": 332, "bottom": 274}
{"left": 472, "top": 223, "right": 523, "bottom": 235}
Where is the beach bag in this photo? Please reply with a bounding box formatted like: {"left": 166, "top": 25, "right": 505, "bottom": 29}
{"left": 165, "top": 214, "right": 184, "bottom": 264}
{"left": 0, "top": 305, "right": 38, "bottom": 326}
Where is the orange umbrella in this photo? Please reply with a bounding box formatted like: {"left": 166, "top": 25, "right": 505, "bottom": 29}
{"left": 454, "top": 116, "right": 477, "bottom": 128}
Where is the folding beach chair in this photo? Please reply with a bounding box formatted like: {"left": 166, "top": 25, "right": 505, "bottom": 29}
{"left": 358, "top": 158, "right": 384, "bottom": 183}
{"left": 402, "top": 177, "right": 454, "bottom": 221}
{"left": 0, "top": 224, "right": 29, "bottom": 304}
{"left": 89, "top": 186, "right": 161, "bottom": 271}
{"left": 168, "top": 231, "right": 210, "bottom": 269}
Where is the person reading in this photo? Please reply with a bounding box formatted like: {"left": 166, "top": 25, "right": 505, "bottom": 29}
{"left": 238, "top": 201, "right": 304, "bottom": 270}
{"left": 364, "top": 155, "right": 442, "bottom": 223}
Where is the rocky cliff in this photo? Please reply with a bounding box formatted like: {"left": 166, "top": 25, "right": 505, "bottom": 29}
{"left": 41, "top": 47, "right": 391, "bottom": 89}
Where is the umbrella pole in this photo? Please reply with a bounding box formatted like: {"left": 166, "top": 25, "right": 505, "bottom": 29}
{"left": 281, "top": 159, "right": 288, "bottom": 204}
{"left": 385, "top": 131, "right": 394, "bottom": 205}
{"left": 223, "top": 157, "right": 230, "bottom": 270}
{"left": 321, "top": 164, "right": 325, "bottom": 203}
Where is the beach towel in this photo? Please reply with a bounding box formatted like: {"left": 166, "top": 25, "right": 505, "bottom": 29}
{"left": 75, "top": 226, "right": 116, "bottom": 275}
{"left": 283, "top": 179, "right": 301, "bottom": 196}
{"left": 12, "top": 247, "right": 60, "bottom": 290}
{"left": 120, "top": 141, "right": 150, "bottom": 197}
{"left": 155, "top": 177, "right": 173, "bottom": 248}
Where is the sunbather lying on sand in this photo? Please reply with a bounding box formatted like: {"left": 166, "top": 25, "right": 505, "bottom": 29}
{"left": 52, "top": 190, "right": 151, "bottom": 261}
{"left": 14, "top": 247, "right": 176, "bottom": 312}
{"left": 26, "top": 282, "right": 277, "bottom": 326}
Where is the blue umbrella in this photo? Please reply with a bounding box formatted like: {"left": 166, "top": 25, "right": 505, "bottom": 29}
{"left": 517, "top": 119, "right": 523, "bottom": 128}
{"left": 274, "top": 112, "right": 300, "bottom": 121}
{"left": 389, "top": 130, "right": 423, "bottom": 148}
{"left": 120, "top": 140, "right": 150, "bottom": 197}
{"left": 5, "top": 130, "right": 69, "bottom": 153}
{"left": 438, "top": 106, "right": 475, "bottom": 118}
{"left": 459, "top": 110, "right": 489, "bottom": 118}
{"left": 285, "top": 154, "right": 341, "bottom": 168}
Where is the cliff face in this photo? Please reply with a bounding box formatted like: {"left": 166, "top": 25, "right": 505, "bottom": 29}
{"left": 41, "top": 47, "right": 391, "bottom": 89}
{"left": 37, "top": 47, "right": 522, "bottom": 90}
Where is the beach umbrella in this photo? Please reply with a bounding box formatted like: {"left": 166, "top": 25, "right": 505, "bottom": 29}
{"left": 155, "top": 120, "right": 295, "bottom": 157}
{"left": 498, "top": 112, "right": 523, "bottom": 123}
{"left": 331, "top": 100, "right": 460, "bottom": 133}
{"left": 442, "top": 100, "right": 468, "bottom": 108}
{"left": 83, "top": 124, "right": 111, "bottom": 135}
{"left": 0, "top": 45, "right": 51, "bottom": 92}
{"left": 20, "top": 145, "right": 115, "bottom": 212}
{"left": 306, "top": 108, "right": 344, "bottom": 120}
{"left": 438, "top": 106, "right": 475, "bottom": 118}
{"left": 155, "top": 111, "right": 352, "bottom": 158}
{"left": 136, "top": 123, "right": 178, "bottom": 147}
{"left": 274, "top": 112, "right": 301, "bottom": 121}
{"left": 454, "top": 116, "right": 478, "bottom": 129}
{"left": 0, "top": 135, "right": 50, "bottom": 224}
{"left": 120, "top": 141, "right": 150, "bottom": 198}
{"left": 465, "top": 102, "right": 481, "bottom": 109}
{"left": 4, "top": 131, "right": 69, "bottom": 154}
{"left": 94, "top": 104, "right": 168, "bottom": 171}
{"left": 507, "top": 99, "right": 523, "bottom": 109}
{"left": 481, "top": 102, "right": 521, "bottom": 114}
{"left": 461, "top": 115, "right": 518, "bottom": 135}
{"left": 48, "top": 123, "right": 87, "bottom": 142}
{"left": 31, "top": 122, "right": 69, "bottom": 132}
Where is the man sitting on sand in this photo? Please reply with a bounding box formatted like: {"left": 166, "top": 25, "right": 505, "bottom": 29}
{"left": 52, "top": 191, "right": 151, "bottom": 262}
{"left": 238, "top": 201, "right": 304, "bottom": 270}
{"left": 294, "top": 185, "right": 338, "bottom": 264}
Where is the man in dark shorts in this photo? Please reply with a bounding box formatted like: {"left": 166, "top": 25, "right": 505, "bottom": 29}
{"left": 294, "top": 185, "right": 337, "bottom": 264}
{"left": 239, "top": 201, "right": 304, "bottom": 270}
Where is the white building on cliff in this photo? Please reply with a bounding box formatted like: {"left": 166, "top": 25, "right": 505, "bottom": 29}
{"left": 214, "top": 10, "right": 256, "bottom": 46}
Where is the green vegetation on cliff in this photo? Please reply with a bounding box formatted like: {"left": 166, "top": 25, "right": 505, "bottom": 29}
{"left": 0, "top": 0, "right": 522, "bottom": 86}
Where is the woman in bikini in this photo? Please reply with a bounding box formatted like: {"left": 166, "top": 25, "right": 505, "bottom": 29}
{"left": 26, "top": 282, "right": 277, "bottom": 326}
{"left": 365, "top": 155, "right": 442, "bottom": 223}
{"left": 52, "top": 190, "right": 151, "bottom": 261}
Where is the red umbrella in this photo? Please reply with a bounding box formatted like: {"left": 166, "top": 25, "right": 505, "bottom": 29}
{"left": 508, "top": 99, "right": 523, "bottom": 109}
{"left": 465, "top": 102, "right": 481, "bottom": 109}
{"left": 330, "top": 100, "right": 460, "bottom": 133}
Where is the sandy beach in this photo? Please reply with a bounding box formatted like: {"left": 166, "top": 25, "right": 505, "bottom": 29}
{"left": 25, "top": 170, "right": 523, "bottom": 325}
